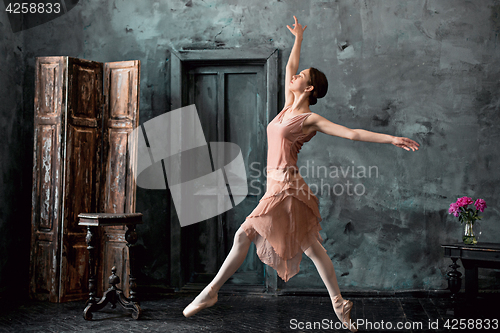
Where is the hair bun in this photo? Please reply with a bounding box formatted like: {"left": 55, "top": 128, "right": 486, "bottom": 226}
{"left": 308, "top": 67, "right": 328, "bottom": 105}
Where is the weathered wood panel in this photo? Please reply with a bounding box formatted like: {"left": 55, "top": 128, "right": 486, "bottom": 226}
{"left": 104, "top": 129, "right": 129, "bottom": 213}
{"left": 101, "top": 61, "right": 140, "bottom": 214}
{"left": 60, "top": 58, "right": 103, "bottom": 302}
{"left": 37, "top": 125, "right": 57, "bottom": 230}
{"left": 103, "top": 235, "right": 129, "bottom": 293}
{"left": 30, "top": 56, "right": 67, "bottom": 302}
{"left": 32, "top": 241, "right": 56, "bottom": 295}
{"left": 98, "top": 60, "right": 140, "bottom": 297}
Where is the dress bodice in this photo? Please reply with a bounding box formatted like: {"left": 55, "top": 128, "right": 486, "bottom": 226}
{"left": 266, "top": 105, "right": 317, "bottom": 172}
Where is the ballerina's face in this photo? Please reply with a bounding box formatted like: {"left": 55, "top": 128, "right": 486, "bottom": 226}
{"left": 290, "top": 69, "right": 312, "bottom": 93}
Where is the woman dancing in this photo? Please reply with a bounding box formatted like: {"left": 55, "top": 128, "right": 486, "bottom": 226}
{"left": 183, "top": 16, "right": 420, "bottom": 332}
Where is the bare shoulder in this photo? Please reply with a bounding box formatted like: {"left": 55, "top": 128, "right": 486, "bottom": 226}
{"left": 303, "top": 113, "right": 327, "bottom": 127}
{"left": 302, "top": 112, "right": 325, "bottom": 135}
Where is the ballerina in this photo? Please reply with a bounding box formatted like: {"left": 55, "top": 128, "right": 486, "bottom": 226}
{"left": 183, "top": 16, "right": 420, "bottom": 332}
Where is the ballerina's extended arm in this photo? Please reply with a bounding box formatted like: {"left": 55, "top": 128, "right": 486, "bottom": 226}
{"left": 304, "top": 114, "right": 420, "bottom": 151}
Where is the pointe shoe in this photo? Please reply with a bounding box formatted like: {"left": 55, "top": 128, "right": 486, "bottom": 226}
{"left": 332, "top": 296, "right": 358, "bottom": 332}
{"left": 183, "top": 285, "right": 218, "bottom": 318}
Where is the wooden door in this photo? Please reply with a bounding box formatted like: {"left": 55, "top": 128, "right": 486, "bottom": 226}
{"left": 30, "top": 56, "right": 68, "bottom": 302}
{"left": 180, "top": 61, "right": 268, "bottom": 287}
{"left": 59, "top": 57, "right": 103, "bottom": 302}
{"left": 97, "top": 60, "right": 140, "bottom": 297}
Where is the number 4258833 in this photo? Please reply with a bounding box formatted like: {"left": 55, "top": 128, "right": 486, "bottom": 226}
{"left": 5, "top": 2, "right": 61, "bottom": 14}
{"left": 444, "top": 319, "right": 498, "bottom": 330}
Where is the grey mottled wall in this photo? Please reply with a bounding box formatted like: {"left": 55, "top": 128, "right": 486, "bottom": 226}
{"left": 1, "top": 0, "right": 499, "bottom": 297}
{"left": 0, "top": 9, "right": 32, "bottom": 297}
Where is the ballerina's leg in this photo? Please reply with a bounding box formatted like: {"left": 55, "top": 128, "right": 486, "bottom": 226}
{"left": 304, "top": 240, "right": 358, "bottom": 332}
{"left": 209, "top": 226, "right": 252, "bottom": 292}
{"left": 183, "top": 226, "right": 251, "bottom": 316}
{"left": 304, "top": 240, "right": 341, "bottom": 297}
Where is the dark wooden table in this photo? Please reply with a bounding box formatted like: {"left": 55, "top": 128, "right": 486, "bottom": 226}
{"left": 442, "top": 242, "right": 500, "bottom": 299}
{"left": 78, "top": 213, "right": 143, "bottom": 320}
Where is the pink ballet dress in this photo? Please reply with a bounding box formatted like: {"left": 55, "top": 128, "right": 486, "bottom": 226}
{"left": 241, "top": 104, "right": 323, "bottom": 282}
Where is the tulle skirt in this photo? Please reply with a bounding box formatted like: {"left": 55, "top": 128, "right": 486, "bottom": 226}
{"left": 240, "top": 167, "right": 323, "bottom": 282}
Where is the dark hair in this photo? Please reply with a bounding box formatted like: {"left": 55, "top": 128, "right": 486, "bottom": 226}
{"left": 307, "top": 67, "right": 328, "bottom": 105}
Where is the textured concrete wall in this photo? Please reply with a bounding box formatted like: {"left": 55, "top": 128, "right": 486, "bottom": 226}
{"left": 0, "top": 9, "right": 32, "bottom": 297}
{"left": 1, "top": 0, "right": 499, "bottom": 295}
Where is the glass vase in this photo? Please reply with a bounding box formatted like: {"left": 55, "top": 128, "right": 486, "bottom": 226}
{"left": 463, "top": 221, "right": 477, "bottom": 245}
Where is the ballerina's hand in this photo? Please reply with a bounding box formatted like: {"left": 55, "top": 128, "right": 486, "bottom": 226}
{"left": 391, "top": 137, "right": 420, "bottom": 151}
{"left": 286, "top": 16, "right": 307, "bottom": 38}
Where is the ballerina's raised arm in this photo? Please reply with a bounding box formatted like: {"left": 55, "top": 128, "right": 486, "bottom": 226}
{"left": 284, "top": 16, "right": 420, "bottom": 152}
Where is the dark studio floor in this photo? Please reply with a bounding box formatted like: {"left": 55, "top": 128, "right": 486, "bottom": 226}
{"left": 0, "top": 289, "right": 499, "bottom": 333}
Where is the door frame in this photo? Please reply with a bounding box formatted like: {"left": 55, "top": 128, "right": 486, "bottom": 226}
{"left": 169, "top": 47, "right": 279, "bottom": 292}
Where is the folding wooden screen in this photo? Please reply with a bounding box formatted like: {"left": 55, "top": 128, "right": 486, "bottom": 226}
{"left": 29, "top": 56, "right": 140, "bottom": 302}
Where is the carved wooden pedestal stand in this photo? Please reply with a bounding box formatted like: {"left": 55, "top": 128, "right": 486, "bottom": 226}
{"left": 78, "top": 213, "right": 143, "bottom": 320}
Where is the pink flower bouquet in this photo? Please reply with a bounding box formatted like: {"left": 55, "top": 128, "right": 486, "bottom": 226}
{"left": 448, "top": 196, "right": 487, "bottom": 224}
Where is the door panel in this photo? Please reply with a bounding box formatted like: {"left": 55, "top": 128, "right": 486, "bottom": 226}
{"left": 181, "top": 63, "right": 267, "bottom": 286}
{"left": 99, "top": 60, "right": 140, "bottom": 297}
{"left": 181, "top": 71, "right": 221, "bottom": 283}
{"left": 60, "top": 57, "right": 103, "bottom": 302}
{"left": 30, "top": 56, "right": 66, "bottom": 302}
{"left": 224, "top": 72, "right": 266, "bottom": 283}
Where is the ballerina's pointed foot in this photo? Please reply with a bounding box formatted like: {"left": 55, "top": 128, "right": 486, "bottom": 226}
{"left": 333, "top": 296, "right": 358, "bottom": 332}
{"left": 183, "top": 285, "right": 218, "bottom": 318}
